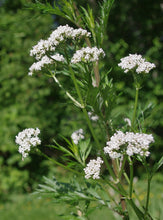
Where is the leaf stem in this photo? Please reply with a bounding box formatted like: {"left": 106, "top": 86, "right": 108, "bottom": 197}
{"left": 37, "top": 149, "right": 80, "bottom": 175}
{"left": 49, "top": 70, "right": 83, "bottom": 108}
{"left": 129, "top": 158, "right": 134, "bottom": 199}
{"left": 127, "top": 199, "right": 144, "bottom": 220}
{"left": 118, "top": 156, "right": 127, "bottom": 179}
{"left": 69, "top": 66, "right": 116, "bottom": 180}
{"left": 145, "top": 176, "right": 151, "bottom": 218}
{"left": 131, "top": 87, "right": 139, "bottom": 130}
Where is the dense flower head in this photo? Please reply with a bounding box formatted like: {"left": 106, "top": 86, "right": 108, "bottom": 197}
{"left": 29, "top": 24, "right": 91, "bottom": 75}
{"left": 49, "top": 25, "right": 91, "bottom": 43}
{"left": 71, "top": 129, "right": 84, "bottom": 144}
{"left": 30, "top": 39, "right": 55, "bottom": 60}
{"left": 15, "top": 128, "right": 41, "bottom": 160}
{"left": 71, "top": 47, "right": 105, "bottom": 64}
{"left": 104, "top": 131, "right": 154, "bottom": 158}
{"left": 30, "top": 25, "right": 91, "bottom": 60}
{"left": 118, "top": 54, "right": 156, "bottom": 74}
{"left": 28, "top": 54, "right": 65, "bottom": 76}
{"left": 84, "top": 157, "right": 103, "bottom": 179}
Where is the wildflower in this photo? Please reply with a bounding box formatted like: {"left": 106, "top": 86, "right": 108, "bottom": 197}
{"left": 124, "top": 118, "right": 131, "bottom": 127}
{"left": 29, "top": 24, "right": 91, "bottom": 75}
{"left": 104, "top": 131, "right": 154, "bottom": 158}
{"left": 30, "top": 39, "right": 55, "bottom": 60}
{"left": 104, "top": 131, "right": 126, "bottom": 159}
{"left": 49, "top": 25, "right": 91, "bottom": 43}
{"left": 30, "top": 25, "right": 91, "bottom": 61}
{"left": 71, "top": 47, "right": 105, "bottom": 64}
{"left": 118, "top": 54, "right": 156, "bottom": 74}
{"left": 28, "top": 54, "right": 65, "bottom": 76}
{"left": 71, "top": 129, "right": 84, "bottom": 144}
{"left": 88, "top": 112, "right": 99, "bottom": 121}
{"left": 84, "top": 157, "right": 103, "bottom": 179}
{"left": 15, "top": 128, "right": 41, "bottom": 160}
{"left": 71, "top": 28, "right": 91, "bottom": 39}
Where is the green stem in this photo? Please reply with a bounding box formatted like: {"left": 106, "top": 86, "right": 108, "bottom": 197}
{"left": 101, "top": 178, "right": 126, "bottom": 196}
{"left": 127, "top": 199, "right": 144, "bottom": 220}
{"left": 94, "top": 61, "right": 100, "bottom": 87}
{"left": 124, "top": 172, "right": 143, "bottom": 206}
{"left": 69, "top": 66, "right": 116, "bottom": 180}
{"left": 129, "top": 159, "right": 134, "bottom": 198}
{"left": 143, "top": 159, "right": 153, "bottom": 219}
{"left": 145, "top": 175, "right": 152, "bottom": 218}
{"left": 97, "top": 179, "right": 118, "bottom": 206}
{"left": 37, "top": 149, "right": 80, "bottom": 175}
{"left": 49, "top": 70, "right": 83, "bottom": 108}
{"left": 118, "top": 156, "right": 127, "bottom": 179}
{"left": 131, "top": 87, "right": 139, "bottom": 130}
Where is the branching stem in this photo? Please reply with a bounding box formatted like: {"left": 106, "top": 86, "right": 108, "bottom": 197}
{"left": 69, "top": 66, "right": 116, "bottom": 180}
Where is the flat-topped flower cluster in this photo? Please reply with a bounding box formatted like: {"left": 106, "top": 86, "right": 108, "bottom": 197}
{"left": 71, "top": 128, "right": 84, "bottom": 144}
{"left": 104, "top": 131, "right": 154, "bottom": 158}
{"left": 71, "top": 47, "right": 105, "bottom": 64}
{"left": 84, "top": 157, "right": 103, "bottom": 179}
{"left": 118, "top": 54, "right": 156, "bottom": 74}
{"left": 15, "top": 128, "right": 41, "bottom": 160}
{"left": 28, "top": 24, "right": 105, "bottom": 75}
{"left": 30, "top": 25, "right": 91, "bottom": 61}
{"left": 28, "top": 54, "right": 65, "bottom": 76}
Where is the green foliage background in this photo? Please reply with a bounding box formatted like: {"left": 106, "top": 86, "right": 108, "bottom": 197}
{"left": 0, "top": 0, "right": 69, "bottom": 199}
{"left": 0, "top": 0, "right": 162, "bottom": 200}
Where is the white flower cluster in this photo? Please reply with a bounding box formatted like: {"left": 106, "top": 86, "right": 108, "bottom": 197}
{"left": 84, "top": 157, "right": 103, "bottom": 179}
{"left": 118, "top": 54, "right": 156, "bottom": 74}
{"left": 71, "top": 47, "right": 105, "bottom": 64}
{"left": 104, "top": 131, "right": 154, "bottom": 158}
{"left": 30, "top": 39, "right": 56, "bottom": 60}
{"left": 30, "top": 25, "right": 90, "bottom": 60}
{"left": 71, "top": 129, "right": 84, "bottom": 144}
{"left": 88, "top": 112, "right": 99, "bottom": 121}
{"left": 15, "top": 128, "right": 41, "bottom": 160}
{"left": 49, "top": 25, "right": 91, "bottom": 45}
{"left": 28, "top": 54, "right": 64, "bottom": 76}
{"left": 29, "top": 25, "right": 91, "bottom": 75}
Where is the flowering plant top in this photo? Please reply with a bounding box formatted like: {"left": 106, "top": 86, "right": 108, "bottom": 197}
{"left": 118, "top": 54, "right": 156, "bottom": 74}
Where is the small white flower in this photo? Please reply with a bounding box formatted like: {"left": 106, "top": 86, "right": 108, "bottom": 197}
{"left": 28, "top": 54, "right": 65, "bottom": 76}
{"left": 124, "top": 118, "right": 131, "bottom": 127}
{"left": 71, "top": 47, "right": 105, "bottom": 64}
{"left": 72, "top": 28, "right": 91, "bottom": 39}
{"left": 29, "top": 24, "right": 91, "bottom": 75}
{"left": 104, "top": 131, "right": 154, "bottom": 158}
{"left": 88, "top": 112, "right": 99, "bottom": 121}
{"left": 30, "top": 25, "right": 90, "bottom": 61}
{"left": 15, "top": 128, "right": 41, "bottom": 160}
{"left": 51, "top": 54, "right": 65, "bottom": 62}
{"left": 71, "top": 129, "right": 84, "bottom": 144}
{"left": 118, "top": 54, "right": 156, "bottom": 74}
{"left": 84, "top": 157, "right": 103, "bottom": 179}
{"left": 30, "top": 39, "right": 55, "bottom": 60}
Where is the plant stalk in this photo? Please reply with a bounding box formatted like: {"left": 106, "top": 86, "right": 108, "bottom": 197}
{"left": 129, "top": 159, "right": 134, "bottom": 199}
{"left": 37, "top": 149, "right": 80, "bottom": 175}
{"left": 145, "top": 175, "right": 152, "bottom": 218}
{"left": 69, "top": 66, "right": 116, "bottom": 180}
{"left": 127, "top": 199, "right": 144, "bottom": 220}
{"left": 131, "top": 87, "right": 139, "bottom": 130}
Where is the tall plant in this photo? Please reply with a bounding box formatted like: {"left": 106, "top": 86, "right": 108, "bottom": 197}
{"left": 15, "top": 0, "right": 163, "bottom": 219}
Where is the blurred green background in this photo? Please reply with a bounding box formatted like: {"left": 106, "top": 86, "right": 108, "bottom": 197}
{"left": 0, "top": 0, "right": 162, "bottom": 219}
